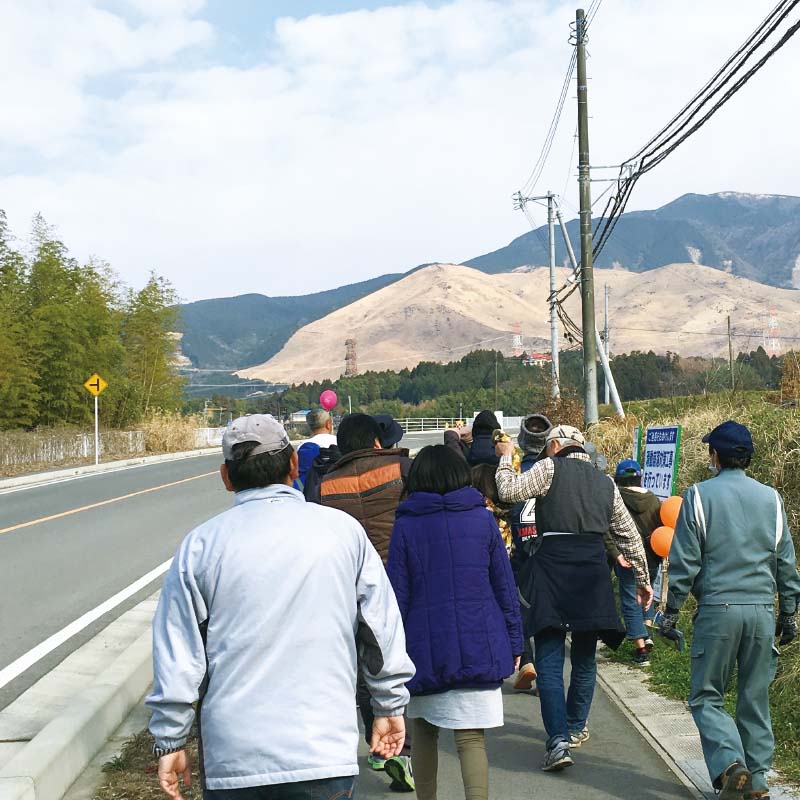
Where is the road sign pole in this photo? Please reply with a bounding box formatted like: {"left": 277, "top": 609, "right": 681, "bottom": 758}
{"left": 94, "top": 395, "right": 100, "bottom": 465}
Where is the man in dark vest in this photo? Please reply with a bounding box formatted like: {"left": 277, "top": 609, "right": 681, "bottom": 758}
{"left": 496, "top": 424, "right": 653, "bottom": 772}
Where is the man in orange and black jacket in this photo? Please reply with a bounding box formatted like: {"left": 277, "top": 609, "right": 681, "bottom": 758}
{"left": 320, "top": 413, "right": 415, "bottom": 791}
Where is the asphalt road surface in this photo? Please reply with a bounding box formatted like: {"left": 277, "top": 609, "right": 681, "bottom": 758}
{"left": 0, "top": 432, "right": 444, "bottom": 708}
{"left": 357, "top": 682, "right": 692, "bottom": 800}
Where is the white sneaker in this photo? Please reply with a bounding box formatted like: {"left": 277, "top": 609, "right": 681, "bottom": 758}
{"left": 569, "top": 728, "right": 590, "bottom": 748}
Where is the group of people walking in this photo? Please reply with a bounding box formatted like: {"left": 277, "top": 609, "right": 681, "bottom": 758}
{"left": 146, "top": 407, "right": 799, "bottom": 800}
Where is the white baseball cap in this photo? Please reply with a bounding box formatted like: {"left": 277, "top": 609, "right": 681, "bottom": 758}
{"left": 545, "top": 424, "right": 586, "bottom": 447}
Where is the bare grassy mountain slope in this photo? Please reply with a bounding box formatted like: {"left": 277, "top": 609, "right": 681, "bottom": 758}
{"left": 238, "top": 263, "right": 799, "bottom": 384}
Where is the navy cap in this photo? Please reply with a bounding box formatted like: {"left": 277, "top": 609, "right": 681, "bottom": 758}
{"left": 615, "top": 458, "right": 642, "bottom": 478}
{"left": 374, "top": 414, "right": 404, "bottom": 449}
{"left": 702, "top": 420, "right": 754, "bottom": 457}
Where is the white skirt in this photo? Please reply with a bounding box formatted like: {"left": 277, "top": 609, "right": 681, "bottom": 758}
{"left": 407, "top": 687, "right": 504, "bottom": 729}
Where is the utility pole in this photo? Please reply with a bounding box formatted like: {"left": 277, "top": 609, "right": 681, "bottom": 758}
{"left": 576, "top": 7, "right": 599, "bottom": 426}
{"left": 494, "top": 351, "right": 499, "bottom": 411}
{"left": 728, "top": 315, "right": 735, "bottom": 391}
{"left": 547, "top": 192, "right": 561, "bottom": 398}
{"left": 556, "top": 205, "right": 625, "bottom": 419}
{"left": 604, "top": 284, "right": 610, "bottom": 405}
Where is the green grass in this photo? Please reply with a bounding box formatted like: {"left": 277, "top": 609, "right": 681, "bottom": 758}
{"left": 607, "top": 607, "right": 800, "bottom": 784}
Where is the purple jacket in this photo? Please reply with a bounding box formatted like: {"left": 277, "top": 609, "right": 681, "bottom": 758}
{"left": 386, "top": 487, "right": 523, "bottom": 696}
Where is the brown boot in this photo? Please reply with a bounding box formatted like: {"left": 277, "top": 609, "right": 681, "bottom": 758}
{"left": 715, "top": 762, "right": 753, "bottom": 800}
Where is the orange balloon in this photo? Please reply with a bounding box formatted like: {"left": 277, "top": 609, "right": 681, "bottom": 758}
{"left": 651, "top": 526, "right": 674, "bottom": 558}
{"left": 660, "top": 496, "right": 683, "bottom": 529}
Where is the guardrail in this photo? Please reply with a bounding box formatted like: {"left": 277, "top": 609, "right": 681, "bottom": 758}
{"left": 396, "top": 417, "right": 523, "bottom": 433}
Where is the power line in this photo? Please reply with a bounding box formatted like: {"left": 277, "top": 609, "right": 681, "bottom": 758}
{"left": 592, "top": 0, "right": 800, "bottom": 260}
{"left": 519, "top": 50, "right": 577, "bottom": 198}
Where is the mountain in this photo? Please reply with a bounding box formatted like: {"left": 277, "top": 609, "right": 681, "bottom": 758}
{"left": 465, "top": 192, "right": 800, "bottom": 288}
{"left": 179, "top": 193, "right": 800, "bottom": 371}
{"left": 238, "top": 262, "right": 800, "bottom": 384}
{"left": 178, "top": 272, "right": 403, "bottom": 368}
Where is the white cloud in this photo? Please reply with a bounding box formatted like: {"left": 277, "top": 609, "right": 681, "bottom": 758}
{"left": 0, "top": 0, "right": 796, "bottom": 301}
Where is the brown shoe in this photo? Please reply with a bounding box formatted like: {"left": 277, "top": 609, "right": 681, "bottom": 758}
{"left": 513, "top": 663, "right": 537, "bottom": 691}
{"left": 717, "top": 762, "right": 753, "bottom": 800}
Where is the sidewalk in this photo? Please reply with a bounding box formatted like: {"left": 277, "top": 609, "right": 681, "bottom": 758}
{"left": 357, "top": 680, "right": 692, "bottom": 799}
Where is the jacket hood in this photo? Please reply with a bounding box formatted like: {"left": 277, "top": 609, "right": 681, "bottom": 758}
{"left": 472, "top": 411, "right": 501, "bottom": 434}
{"left": 518, "top": 414, "right": 553, "bottom": 455}
{"left": 618, "top": 485, "right": 658, "bottom": 512}
{"left": 397, "top": 486, "right": 487, "bottom": 517}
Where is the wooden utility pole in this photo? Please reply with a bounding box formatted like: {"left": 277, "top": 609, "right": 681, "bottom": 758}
{"left": 728, "top": 315, "right": 735, "bottom": 391}
{"left": 576, "top": 7, "right": 599, "bottom": 426}
{"left": 547, "top": 192, "right": 561, "bottom": 398}
{"left": 494, "top": 351, "right": 499, "bottom": 410}
{"left": 604, "top": 284, "right": 610, "bottom": 405}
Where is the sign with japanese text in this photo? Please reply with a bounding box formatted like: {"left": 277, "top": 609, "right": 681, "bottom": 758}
{"left": 642, "top": 425, "right": 682, "bottom": 500}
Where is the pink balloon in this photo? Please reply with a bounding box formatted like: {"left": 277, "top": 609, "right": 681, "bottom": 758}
{"left": 320, "top": 390, "right": 338, "bottom": 411}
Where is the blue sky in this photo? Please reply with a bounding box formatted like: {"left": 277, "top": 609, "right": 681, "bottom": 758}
{"left": 0, "top": 0, "right": 796, "bottom": 301}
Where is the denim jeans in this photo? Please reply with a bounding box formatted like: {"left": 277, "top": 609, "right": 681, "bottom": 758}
{"left": 534, "top": 628, "right": 598, "bottom": 748}
{"left": 615, "top": 563, "right": 653, "bottom": 641}
{"left": 204, "top": 776, "right": 355, "bottom": 800}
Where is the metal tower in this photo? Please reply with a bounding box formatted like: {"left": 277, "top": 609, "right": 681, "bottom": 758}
{"left": 344, "top": 339, "right": 359, "bottom": 377}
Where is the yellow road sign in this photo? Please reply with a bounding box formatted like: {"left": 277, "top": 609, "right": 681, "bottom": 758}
{"left": 83, "top": 373, "right": 108, "bottom": 396}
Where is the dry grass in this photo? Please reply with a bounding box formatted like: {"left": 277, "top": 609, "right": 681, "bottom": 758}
{"left": 0, "top": 429, "right": 146, "bottom": 477}
{"left": 95, "top": 730, "right": 200, "bottom": 800}
{"left": 141, "top": 410, "right": 205, "bottom": 454}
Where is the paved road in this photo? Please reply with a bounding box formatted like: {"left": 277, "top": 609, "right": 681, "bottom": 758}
{"left": 357, "top": 682, "right": 692, "bottom": 799}
{"left": 0, "top": 432, "right": 444, "bottom": 708}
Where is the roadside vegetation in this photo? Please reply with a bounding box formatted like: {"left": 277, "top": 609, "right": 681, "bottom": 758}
{"left": 96, "top": 730, "right": 200, "bottom": 800}
{"left": 0, "top": 211, "right": 183, "bottom": 432}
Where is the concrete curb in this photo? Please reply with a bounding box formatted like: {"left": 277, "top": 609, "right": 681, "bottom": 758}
{"left": 0, "top": 448, "right": 221, "bottom": 493}
{"left": 0, "top": 630, "right": 152, "bottom": 800}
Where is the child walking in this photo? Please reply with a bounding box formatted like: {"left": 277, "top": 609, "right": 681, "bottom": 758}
{"left": 387, "top": 445, "right": 523, "bottom": 800}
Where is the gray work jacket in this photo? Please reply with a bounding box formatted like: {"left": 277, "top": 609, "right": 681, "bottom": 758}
{"left": 668, "top": 469, "right": 800, "bottom": 613}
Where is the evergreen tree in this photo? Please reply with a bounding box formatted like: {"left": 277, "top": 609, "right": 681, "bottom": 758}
{"left": 119, "top": 273, "right": 184, "bottom": 422}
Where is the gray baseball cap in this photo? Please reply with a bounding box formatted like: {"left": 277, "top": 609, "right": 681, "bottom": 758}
{"left": 222, "top": 414, "right": 291, "bottom": 461}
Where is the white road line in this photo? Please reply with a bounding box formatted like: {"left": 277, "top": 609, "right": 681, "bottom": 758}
{"left": 0, "top": 558, "right": 172, "bottom": 691}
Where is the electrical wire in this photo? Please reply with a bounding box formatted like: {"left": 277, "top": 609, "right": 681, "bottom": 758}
{"left": 519, "top": 50, "right": 577, "bottom": 198}
{"left": 592, "top": 0, "right": 800, "bottom": 261}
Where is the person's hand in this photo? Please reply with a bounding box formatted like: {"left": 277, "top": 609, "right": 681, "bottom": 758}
{"left": 616, "top": 554, "right": 631, "bottom": 569}
{"left": 776, "top": 612, "right": 797, "bottom": 646}
{"left": 370, "top": 716, "right": 406, "bottom": 759}
{"left": 514, "top": 656, "right": 521, "bottom": 671}
{"left": 157, "top": 751, "right": 191, "bottom": 800}
{"left": 657, "top": 609, "right": 685, "bottom": 652}
{"left": 496, "top": 440, "right": 515, "bottom": 458}
{"left": 637, "top": 584, "right": 654, "bottom": 610}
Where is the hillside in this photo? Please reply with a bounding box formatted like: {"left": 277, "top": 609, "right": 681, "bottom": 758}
{"left": 237, "top": 262, "right": 800, "bottom": 384}
{"left": 178, "top": 272, "right": 403, "bottom": 368}
{"left": 465, "top": 192, "right": 800, "bottom": 288}
{"left": 179, "top": 192, "right": 800, "bottom": 370}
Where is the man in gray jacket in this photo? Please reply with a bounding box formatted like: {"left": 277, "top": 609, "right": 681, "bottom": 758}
{"left": 147, "top": 414, "right": 415, "bottom": 800}
{"left": 661, "top": 420, "right": 800, "bottom": 800}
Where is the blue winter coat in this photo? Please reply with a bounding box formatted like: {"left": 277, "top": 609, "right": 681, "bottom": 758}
{"left": 386, "top": 487, "right": 524, "bottom": 696}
